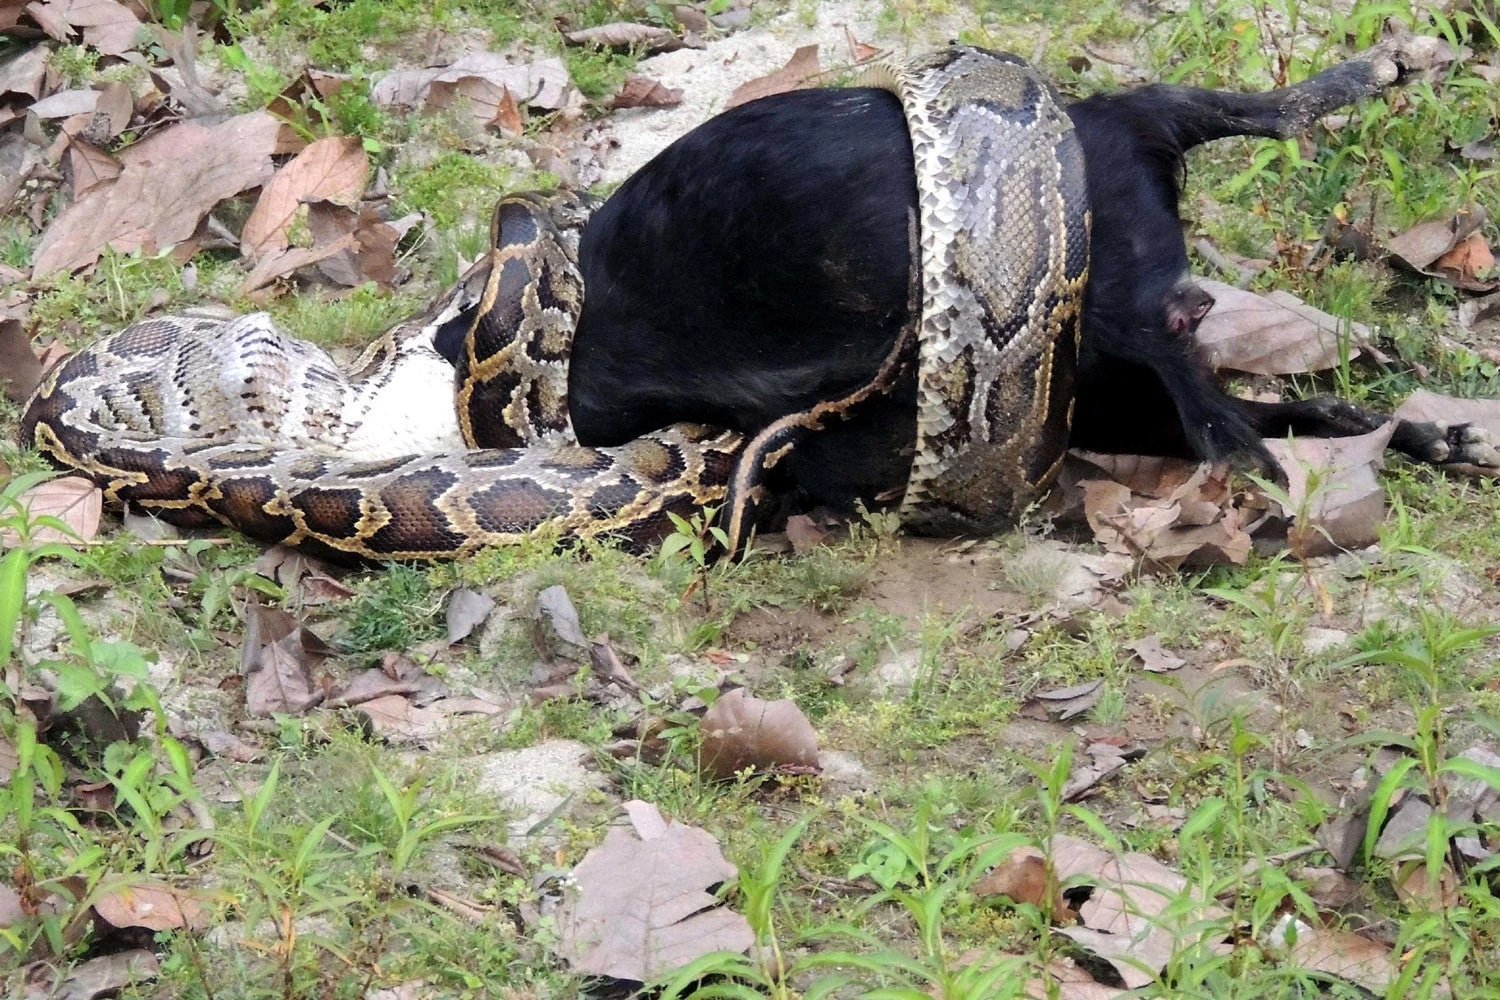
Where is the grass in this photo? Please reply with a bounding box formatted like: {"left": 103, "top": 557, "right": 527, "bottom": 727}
{"left": 4, "top": 0, "right": 1500, "bottom": 996}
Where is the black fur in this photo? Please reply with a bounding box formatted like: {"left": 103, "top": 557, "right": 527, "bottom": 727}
{"left": 459, "top": 50, "right": 1478, "bottom": 521}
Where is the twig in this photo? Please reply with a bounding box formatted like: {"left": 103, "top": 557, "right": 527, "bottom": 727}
{"left": 1193, "top": 237, "right": 1259, "bottom": 288}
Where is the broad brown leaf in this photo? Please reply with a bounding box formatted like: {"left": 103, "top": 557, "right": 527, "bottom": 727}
{"left": 245, "top": 635, "right": 323, "bottom": 716}
{"left": 34, "top": 110, "right": 281, "bottom": 276}
{"left": 552, "top": 800, "right": 753, "bottom": 981}
{"left": 241, "top": 135, "right": 368, "bottom": 258}
{"left": 609, "top": 73, "right": 682, "bottom": 110}
{"left": 0, "top": 315, "right": 41, "bottom": 403}
{"left": 68, "top": 138, "right": 119, "bottom": 197}
{"left": 1288, "top": 927, "right": 1399, "bottom": 994}
{"left": 26, "top": 0, "right": 142, "bottom": 55}
{"left": 43, "top": 950, "right": 159, "bottom": 1000}
{"left": 0, "top": 475, "right": 101, "bottom": 546}
{"left": 1124, "top": 635, "right": 1184, "bottom": 673}
{"left": 1387, "top": 205, "right": 1489, "bottom": 271}
{"left": 562, "top": 21, "right": 682, "bottom": 53}
{"left": 1194, "top": 279, "right": 1367, "bottom": 375}
{"left": 239, "top": 232, "right": 357, "bottom": 295}
{"left": 726, "top": 44, "right": 820, "bottom": 109}
{"left": 0, "top": 45, "right": 47, "bottom": 101}
{"left": 93, "top": 880, "right": 209, "bottom": 932}
{"left": 354, "top": 694, "right": 449, "bottom": 742}
{"left": 1263, "top": 422, "right": 1395, "bottom": 556}
{"left": 372, "top": 54, "right": 576, "bottom": 112}
{"left": 699, "top": 687, "right": 819, "bottom": 779}
{"left": 445, "top": 587, "right": 495, "bottom": 644}
{"left": 974, "top": 846, "right": 1067, "bottom": 914}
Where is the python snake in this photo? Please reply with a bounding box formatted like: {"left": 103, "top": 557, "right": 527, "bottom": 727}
{"left": 19, "top": 47, "right": 1089, "bottom": 562}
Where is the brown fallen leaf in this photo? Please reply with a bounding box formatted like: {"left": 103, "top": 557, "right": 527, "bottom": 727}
{"left": 699, "top": 687, "right": 820, "bottom": 779}
{"left": 45, "top": 949, "right": 159, "bottom": 1000}
{"left": 446, "top": 586, "right": 496, "bottom": 644}
{"left": 1063, "top": 742, "right": 1133, "bottom": 801}
{"left": 26, "top": 0, "right": 142, "bottom": 56}
{"left": 609, "top": 73, "right": 682, "bottom": 110}
{"left": 1294, "top": 866, "right": 1365, "bottom": 911}
{"left": 372, "top": 54, "right": 576, "bottom": 112}
{"left": 726, "top": 44, "right": 821, "bottom": 109}
{"left": 0, "top": 45, "right": 48, "bottom": 101}
{"left": 1049, "top": 834, "right": 1228, "bottom": 990}
{"left": 1080, "top": 466, "right": 1252, "bottom": 570}
{"left": 33, "top": 110, "right": 281, "bottom": 276}
{"left": 196, "top": 729, "right": 263, "bottom": 763}
{"left": 1124, "top": 635, "right": 1185, "bottom": 673}
{"left": 0, "top": 314, "right": 42, "bottom": 403}
{"left": 1194, "top": 279, "right": 1367, "bottom": 375}
{"left": 533, "top": 583, "right": 589, "bottom": 662}
{"left": 427, "top": 74, "right": 525, "bottom": 133}
{"left": 1028, "top": 679, "right": 1102, "bottom": 722}
{"left": 1431, "top": 232, "right": 1496, "bottom": 290}
{"left": 92, "top": 880, "right": 209, "bottom": 932}
{"left": 844, "top": 25, "right": 881, "bottom": 62}
{"left": 974, "top": 846, "right": 1069, "bottom": 915}
{"left": 1069, "top": 452, "right": 1204, "bottom": 498}
{"left": 328, "top": 667, "right": 420, "bottom": 707}
{"left": 551, "top": 799, "right": 753, "bottom": 981}
{"left": 1387, "top": 205, "right": 1489, "bottom": 275}
{"left": 305, "top": 201, "right": 419, "bottom": 288}
{"left": 354, "top": 694, "right": 449, "bottom": 742}
{"left": 68, "top": 138, "right": 120, "bottom": 198}
{"left": 784, "top": 513, "right": 829, "bottom": 554}
{"left": 563, "top": 21, "right": 683, "bottom": 53}
{"left": 1262, "top": 422, "right": 1395, "bottom": 557}
{"left": 1287, "top": 926, "right": 1399, "bottom": 994}
{"left": 0, "top": 475, "right": 101, "bottom": 546}
{"left": 241, "top": 135, "right": 368, "bottom": 258}
{"left": 245, "top": 634, "right": 324, "bottom": 716}
{"left": 239, "top": 232, "right": 358, "bottom": 295}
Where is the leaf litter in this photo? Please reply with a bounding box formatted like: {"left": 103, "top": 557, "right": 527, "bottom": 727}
{"left": 550, "top": 799, "right": 753, "bottom": 981}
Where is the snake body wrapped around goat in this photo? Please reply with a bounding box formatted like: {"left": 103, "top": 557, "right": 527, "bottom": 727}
{"left": 19, "top": 47, "right": 1090, "bottom": 561}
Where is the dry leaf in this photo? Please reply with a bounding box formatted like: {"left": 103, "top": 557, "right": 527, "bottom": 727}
{"left": 974, "top": 846, "right": 1067, "bottom": 914}
{"left": 1262, "top": 421, "right": 1395, "bottom": 557}
{"left": 34, "top": 110, "right": 281, "bottom": 276}
{"left": 0, "top": 476, "right": 101, "bottom": 546}
{"left": 239, "top": 232, "right": 358, "bottom": 295}
{"left": 92, "top": 881, "right": 209, "bottom": 932}
{"left": 1069, "top": 452, "right": 1204, "bottom": 498}
{"left": 784, "top": 514, "right": 828, "bottom": 554}
{"left": 0, "top": 315, "right": 42, "bottom": 403}
{"left": 241, "top": 135, "right": 368, "bottom": 258}
{"left": 1080, "top": 466, "right": 1252, "bottom": 570}
{"left": 563, "top": 21, "right": 682, "bottom": 53}
{"left": 1194, "top": 279, "right": 1367, "bottom": 375}
{"left": 1431, "top": 232, "right": 1496, "bottom": 289}
{"left": 609, "top": 73, "right": 682, "bottom": 110}
{"left": 354, "top": 694, "right": 449, "bottom": 742}
{"left": 26, "top": 0, "right": 142, "bottom": 55}
{"left": 552, "top": 799, "right": 753, "bottom": 981}
{"left": 372, "top": 54, "right": 576, "bottom": 112}
{"left": 67, "top": 138, "right": 120, "bottom": 198}
{"left": 1124, "top": 635, "right": 1185, "bottom": 673}
{"left": 328, "top": 668, "right": 420, "bottom": 707}
{"left": 1029, "top": 679, "right": 1102, "bottom": 721}
{"left": 446, "top": 587, "right": 496, "bottom": 644}
{"left": 1387, "top": 205, "right": 1488, "bottom": 271}
{"left": 699, "top": 687, "right": 820, "bottom": 779}
{"left": 1063, "top": 743, "right": 1133, "bottom": 801}
{"left": 1288, "top": 926, "right": 1399, "bottom": 994}
{"left": 305, "top": 201, "right": 416, "bottom": 288}
{"left": 533, "top": 584, "right": 589, "bottom": 661}
{"left": 726, "top": 44, "right": 820, "bottom": 109}
{"left": 245, "top": 634, "right": 323, "bottom": 716}
{"left": 427, "top": 75, "right": 524, "bottom": 132}
{"left": 46, "top": 949, "right": 159, "bottom": 1000}
{"left": 0, "top": 45, "right": 48, "bottom": 101}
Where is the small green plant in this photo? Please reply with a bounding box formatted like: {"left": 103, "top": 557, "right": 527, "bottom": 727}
{"left": 660, "top": 505, "right": 729, "bottom": 611}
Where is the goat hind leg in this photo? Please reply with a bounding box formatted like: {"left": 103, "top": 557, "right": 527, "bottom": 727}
{"left": 1235, "top": 395, "right": 1500, "bottom": 469}
{"left": 1148, "top": 29, "right": 1445, "bottom": 151}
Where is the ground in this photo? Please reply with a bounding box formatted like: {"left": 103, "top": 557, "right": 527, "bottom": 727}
{"left": 2, "top": 0, "right": 1500, "bottom": 998}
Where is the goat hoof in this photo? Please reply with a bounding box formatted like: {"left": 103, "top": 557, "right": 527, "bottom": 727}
{"left": 1444, "top": 423, "right": 1500, "bottom": 468}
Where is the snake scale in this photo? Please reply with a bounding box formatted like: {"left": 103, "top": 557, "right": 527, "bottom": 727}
{"left": 19, "top": 47, "right": 1089, "bottom": 562}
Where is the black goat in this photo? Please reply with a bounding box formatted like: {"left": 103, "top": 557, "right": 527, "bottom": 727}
{"left": 478, "top": 39, "right": 1496, "bottom": 522}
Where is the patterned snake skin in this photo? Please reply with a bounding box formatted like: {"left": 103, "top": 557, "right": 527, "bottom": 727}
{"left": 19, "top": 47, "right": 1090, "bottom": 561}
